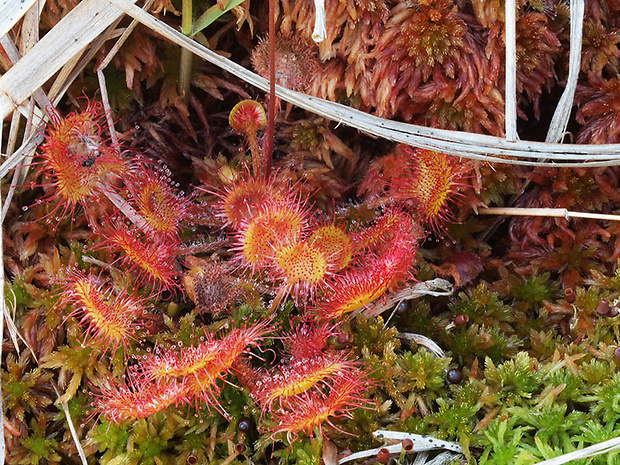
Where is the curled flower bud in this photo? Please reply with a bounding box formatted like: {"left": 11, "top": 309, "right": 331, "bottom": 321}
{"left": 229, "top": 100, "right": 267, "bottom": 176}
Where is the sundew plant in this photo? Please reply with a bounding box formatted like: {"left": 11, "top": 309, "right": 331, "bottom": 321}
{"left": 4, "top": 0, "right": 620, "bottom": 464}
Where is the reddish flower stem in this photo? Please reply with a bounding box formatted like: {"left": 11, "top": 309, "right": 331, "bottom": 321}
{"left": 247, "top": 128, "right": 262, "bottom": 177}
{"left": 262, "top": 0, "right": 277, "bottom": 178}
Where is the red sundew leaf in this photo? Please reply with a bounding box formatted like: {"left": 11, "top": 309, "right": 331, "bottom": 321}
{"left": 351, "top": 207, "right": 422, "bottom": 256}
{"left": 267, "top": 369, "right": 375, "bottom": 442}
{"left": 357, "top": 152, "right": 408, "bottom": 201}
{"left": 137, "top": 320, "right": 272, "bottom": 415}
{"left": 95, "top": 222, "right": 180, "bottom": 292}
{"left": 59, "top": 270, "right": 144, "bottom": 355}
{"left": 282, "top": 320, "right": 334, "bottom": 361}
{"left": 389, "top": 146, "right": 467, "bottom": 232}
{"left": 233, "top": 199, "right": 309, "bottom": 272}
{"left": 315, "top": 244, "right": 418, "bottom": 320}
{"left": 271, "top": 239, "right": 329, "bottom": 304}
{"left": 36, "top": 103, "right": 128, "bottom": 222}
{"left": 126, "top": 163, "right": 193, "bottom": 237}
{"left": 308, "top": 223, "right": 352, "bottom": 272}
{"left": 251, "top": 352, "right": 362, "bottom": 412}
{"left": 316, "top": 209, "right": 421, "bottom": 319}
{"left": 214, "top": 172, "right": 288, "bottom": 230}
{"left": 92, "top": 376, "right": 186, "bottom": 424}
{"left": 140, "top": 334, "right": 221, "bottom": 383}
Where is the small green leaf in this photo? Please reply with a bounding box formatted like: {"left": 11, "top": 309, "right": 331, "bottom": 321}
{"left": 191, "top": 0, "right": 247, "bottom": 36}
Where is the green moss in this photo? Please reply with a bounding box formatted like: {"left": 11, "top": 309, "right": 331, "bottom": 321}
{"left": 7, "top": 276, "right": 32, "bottom": 307}
{"left": 353, "top": 315, "right": 400, "bottom": 356}
{"left": 273, "top": 436, "right": 323, "bottom": 465}
{"left": 447, "top": 323, "right": 521, "bottom": 364}
{"left": 478, "top": 420, "right": 536, "bottom": 465}
{"left": 510, "top": 404, "right": 587, "bottom": 447}
{"left": 509, "top": 273, "right": 556, "bottom": 308}
{"left": 20, "top": 435, "right": 60, "bottom": 464}
{"left": 579, "top": 358, "right": 616, "bottom": 384}
{"left": 430, "top": 397, "right": 479, "bottom": 452}
{"left": 449, "top": 284, "right": 515, "bottom": 327}
{"left": 581, "top": 371, "right": 620, "bottom": 424}
{"left": 397, "top": 299, "right": 433, "bottom": 334}
{"left": 484, "top": 353, "right": 542, "bottom": 405}
{"left": 90, "top": 421, "right": 131, "bottom": 458}
{"left": 398, "top": 349, "right": 450, "bottom": 392}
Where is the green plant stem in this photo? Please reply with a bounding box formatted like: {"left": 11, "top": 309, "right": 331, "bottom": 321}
{"left": 179, "top": 0, "right": 193, "bottom": 102}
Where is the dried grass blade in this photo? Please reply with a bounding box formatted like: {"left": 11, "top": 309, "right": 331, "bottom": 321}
{"left": 49, "top": 22, "right": 122, "bottom": 104}
{"left": 400, "top": 333, "right": 446, "bottom": 358}
{"left": 545, "top": 0, "right": 584, "bottom": 143}
{"left": 534, "top": 437, "right": 620, "bottom": 464}
{"left": 0, "top": 131, "right": 44, "bottom": 180}
{"left": 0, "top": 0, "right": 39, "bottom": 41}
{"left": 52, "top": 383, "right": 88, "bottom": 465}
{"left": 0, "top": 0, "right": 136, "bottom": 119}
{"left": 97, "top": 70, "right": 119, "bottom": 146}
{"left": 339, "top": 432, "right": 462, "bottom": 464}
{"left": 0, "top": 35, "right": 51, "bottom": 117}
{"left": 478, "top": 207, "right": 620, "bottom": 222}
{"left": 505, "top": 0, "right": 518, "bottom": 141}
{"left": 1, "top": 100, "right": 35, "bottom": 222}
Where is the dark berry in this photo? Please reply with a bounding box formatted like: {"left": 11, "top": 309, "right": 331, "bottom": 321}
{"left": 396, "top": 301, "right": 408, "bottom": 316}
{"left": 447, "top": 368, "right": 463, "bottom": 384}
{"left": 237, "top": 417, "right": 253, "bottom": 433}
